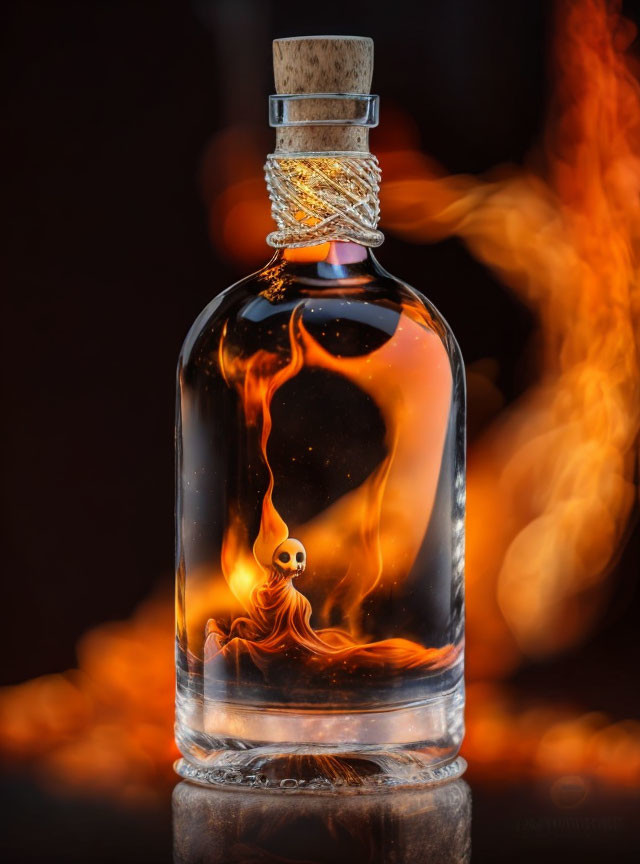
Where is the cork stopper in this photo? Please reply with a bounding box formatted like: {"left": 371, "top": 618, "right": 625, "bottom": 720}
{"left": 273, "top": 36, "right": 374, "bottom": 153}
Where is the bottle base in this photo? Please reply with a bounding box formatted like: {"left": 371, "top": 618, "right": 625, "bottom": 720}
{"left": 174, "top": 681, "right": 465, "bottom": 792}
{"left": 175, "top": 752, "right": 466, "bottom": 792}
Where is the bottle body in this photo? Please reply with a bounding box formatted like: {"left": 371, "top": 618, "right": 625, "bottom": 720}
{"left": 175, "top": 247, "right": 465, "bottom": 789}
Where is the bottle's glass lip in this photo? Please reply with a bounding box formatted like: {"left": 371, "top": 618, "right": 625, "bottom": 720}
{"left": 269, "top": 93, "right": 379, "bottom": 128}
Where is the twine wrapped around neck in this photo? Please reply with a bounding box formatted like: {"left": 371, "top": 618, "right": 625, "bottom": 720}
{"left": 264, "top": 152, "right": 384, "bottom": 248}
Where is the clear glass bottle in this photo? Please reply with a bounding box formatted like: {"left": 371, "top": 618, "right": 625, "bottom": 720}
{"left": 175, "top": 36, "right": 465, "bottom": 790}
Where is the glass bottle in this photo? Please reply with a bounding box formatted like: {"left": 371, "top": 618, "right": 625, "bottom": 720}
{"left": 175, "top": 36, "right": 465, "bottom": 790}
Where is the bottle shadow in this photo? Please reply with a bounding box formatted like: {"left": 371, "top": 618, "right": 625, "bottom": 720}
{"left": 172, "top": 778, "right": 471, "bottom": 863}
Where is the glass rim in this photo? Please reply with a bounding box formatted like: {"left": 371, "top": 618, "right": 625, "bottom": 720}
{"left": 269, "top": 93, "right": 379, "bottom": 128}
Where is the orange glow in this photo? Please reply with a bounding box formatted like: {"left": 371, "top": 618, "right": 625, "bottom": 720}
{"left": 206, "top": 299, "right": 459, "bottom": 673}
{"left": 464, "top": 684, "right": 640, "bottom": 788}
{"left": 202, "top": 126, "right": 272, "bottom": 267}
{"left": 283, "top": 243, "right": 332, "bottom": 262}
{"left": 0, "top": 595, "right": 177, "bottom": 803}
{"left": 382, "top": 0, "right": 640, "bottom": 670}
{"left": 0, "top": 0, "right": 639, "bottom": 801}
{"left": 219, "top": 180, "right": 272, "bottom": 264}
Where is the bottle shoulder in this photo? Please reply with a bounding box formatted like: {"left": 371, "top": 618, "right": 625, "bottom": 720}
{"left": 178, "top": 252, "right": 463, "bottom": 376}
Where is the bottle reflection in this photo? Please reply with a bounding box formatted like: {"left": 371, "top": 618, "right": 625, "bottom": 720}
{"left": 173, "top": 778, "right": 471, "bottom": 864}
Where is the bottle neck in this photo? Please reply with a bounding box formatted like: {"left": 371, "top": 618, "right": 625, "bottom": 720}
{"left": 264, "top": 153, "right": 384, "bottom": 250}
{"left": 268, "top": 242, "right": 379, "bottom": 288}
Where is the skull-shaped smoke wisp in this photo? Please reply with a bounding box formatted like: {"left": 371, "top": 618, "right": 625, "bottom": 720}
{"left": 272, "top": 538, "right": 307, "bottom": 581}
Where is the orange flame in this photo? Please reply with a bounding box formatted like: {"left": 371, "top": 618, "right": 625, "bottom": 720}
{"left": 382, "top": 0, "right": 640, "bottom": 672}
{"left": 207, "top": 299, "right": 459, "bottom": 675}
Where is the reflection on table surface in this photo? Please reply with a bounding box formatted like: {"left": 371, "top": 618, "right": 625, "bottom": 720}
{"left": 172, "top": 778, "right": 471, "bottom": 864}
{"left": 2, "top": 770, "right": 640, "bottom": 862}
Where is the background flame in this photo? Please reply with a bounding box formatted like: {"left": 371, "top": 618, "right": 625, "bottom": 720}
{"left": 0, "top": 0, "right": 638, "bottom": 801}
{"left": 382, "top": 0, "right": 640, "bottom": 672}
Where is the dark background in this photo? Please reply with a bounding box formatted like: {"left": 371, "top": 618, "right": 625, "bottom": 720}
{"left": 1, "top": 0, "right": 551, "bottom": 684}
{"left": 1, "top": 0, "right": 638, "bottom": 709}
{"left": 2, "top": 3, "right": 640, "bottom": 863}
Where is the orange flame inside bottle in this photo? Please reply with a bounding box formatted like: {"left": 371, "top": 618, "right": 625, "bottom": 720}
{"left": 205, "top": 300, "right": 461, "bottom": 676}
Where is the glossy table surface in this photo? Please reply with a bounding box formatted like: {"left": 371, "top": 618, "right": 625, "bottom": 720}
{"left": 1, "top": 770, "right": 638, "bottom": 863}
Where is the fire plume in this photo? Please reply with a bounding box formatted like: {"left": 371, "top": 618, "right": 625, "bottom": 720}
{"left": 382, "top": 0, "right": 640, "bottom": 671}
{"left": 208, "top": 301, "right": 459, "bottom": 676}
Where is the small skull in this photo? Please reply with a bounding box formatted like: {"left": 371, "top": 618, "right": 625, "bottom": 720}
{"left": 272, "top": 538, "right": 306, "bottom": 580}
